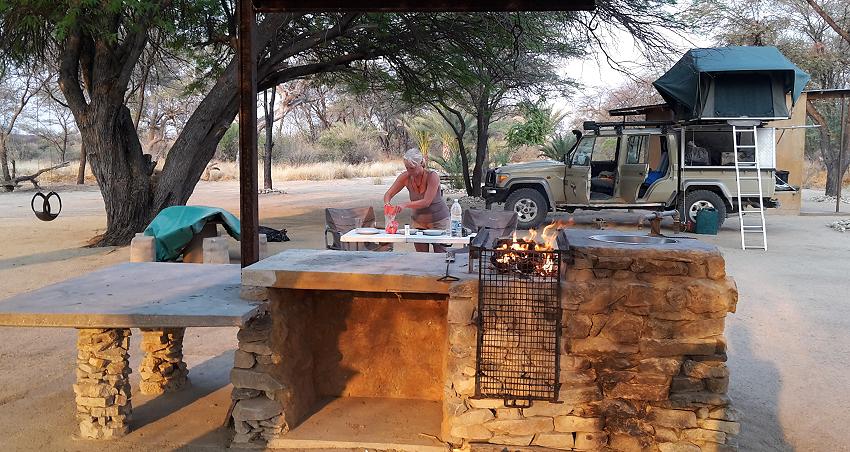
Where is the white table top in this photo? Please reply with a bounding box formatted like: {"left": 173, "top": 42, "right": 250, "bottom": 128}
{"left": 340, "top": 229, "right": 475, "bottom": 245}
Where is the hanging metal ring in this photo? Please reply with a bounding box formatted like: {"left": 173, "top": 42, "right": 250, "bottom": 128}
{"left": 31, "top": 191, "right": 62, "bottom": 221}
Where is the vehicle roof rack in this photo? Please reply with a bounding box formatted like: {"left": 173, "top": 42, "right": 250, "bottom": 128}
{"left": 583, "top": 120, "right": 676, "bottom": 133}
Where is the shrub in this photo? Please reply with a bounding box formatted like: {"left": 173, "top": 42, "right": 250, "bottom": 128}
{"left": 318, "top": 123, "right": 380, "bottom": 164}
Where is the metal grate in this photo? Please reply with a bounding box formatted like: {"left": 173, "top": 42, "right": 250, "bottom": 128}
{"left": 474, "top": 246, "right": 561, "bottom": 407}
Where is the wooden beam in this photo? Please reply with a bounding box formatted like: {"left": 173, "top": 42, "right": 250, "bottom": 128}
{"left": 238, "top": 0, "right": 260, "bottom": 267}
{"left": 253, "top": 0, "right": 595, "bottom": 12}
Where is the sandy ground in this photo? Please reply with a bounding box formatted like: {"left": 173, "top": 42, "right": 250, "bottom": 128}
{"left": 0, "top": 180, "right": 849, "bottom": 451}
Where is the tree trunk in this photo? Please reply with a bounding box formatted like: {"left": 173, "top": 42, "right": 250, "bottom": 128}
{"left": 471, "top": 101, "right": 492, "bottom": 197}
{"left": 263, "top": 88, "right": 276, "bottom": 190}
{"left": 80, "top": 103, "right": 154, "bottom": 245}
{"left": 77, "top": 142, "right": 87, "bottom": 185}
{"left": 0, "top": 136, "right": 12, "bottom": 192}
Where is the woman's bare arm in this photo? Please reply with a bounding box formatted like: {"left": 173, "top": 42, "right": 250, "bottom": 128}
{"left": 401, "top": 171, "right": 441, "bottom": 210}
{"left": 383, "top": 171, "right": 408, "bottom": 204}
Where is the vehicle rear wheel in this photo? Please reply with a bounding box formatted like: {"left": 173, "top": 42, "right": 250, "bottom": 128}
{"left": 505, "top": 188, "right": 549, "bottom": 229}
{"left": 681, "top": 190, "right": 727, "bottom": 228}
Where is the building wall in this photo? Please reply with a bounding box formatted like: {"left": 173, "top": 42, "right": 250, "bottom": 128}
{"left": 768, "top": 93, "right": 807, "bottom": 214}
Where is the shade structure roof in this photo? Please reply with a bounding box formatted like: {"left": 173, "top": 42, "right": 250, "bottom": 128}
{"left": 652, "top": 46, "right": 811, "bottom": 121}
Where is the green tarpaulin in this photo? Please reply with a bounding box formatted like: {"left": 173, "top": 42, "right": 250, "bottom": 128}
{"left": 143, "top": 206, "right": 241, "bottom": 261}
{"left": 653, "top": 46, "right": 810, "bottom": 121}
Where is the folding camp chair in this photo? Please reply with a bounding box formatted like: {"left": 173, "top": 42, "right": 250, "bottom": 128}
{"left": 324, "top": 207, "right": 393, "bottom": 252}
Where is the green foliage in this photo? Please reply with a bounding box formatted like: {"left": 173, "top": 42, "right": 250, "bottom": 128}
{"left": 506, "top": 103, "right": 566, "bottom": 148}
{"left": 432, "top": 147, "right": 472, "bottom": 190}
{"left": 317, "top": 123, "right": 379, "bottom": 165}
{"left": 539, "top": 133, "right": 577, "bottom": 161}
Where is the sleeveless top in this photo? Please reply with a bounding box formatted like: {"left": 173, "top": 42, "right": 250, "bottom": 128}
{"left": 406, "top": 170, "right": 450, "bottom": 226}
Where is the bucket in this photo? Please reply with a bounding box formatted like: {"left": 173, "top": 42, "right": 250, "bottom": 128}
{"left": 695, "top": 208, "right": 719, "bottom": 235}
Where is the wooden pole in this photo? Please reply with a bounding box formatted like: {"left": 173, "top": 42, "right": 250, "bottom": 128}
{"left": 238, "top": 0, "right": 259, "bottom": 266}
{"left": 837, "top": 96, "right": 846, "bottom": 213}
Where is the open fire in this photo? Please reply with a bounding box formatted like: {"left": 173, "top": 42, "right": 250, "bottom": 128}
{"left": 490, "top": 219, "right": 573, "bottom": 276}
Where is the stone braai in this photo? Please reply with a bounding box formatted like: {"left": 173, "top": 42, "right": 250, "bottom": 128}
{"left": 236, "top": 237, "right": 741, "bottom": 451}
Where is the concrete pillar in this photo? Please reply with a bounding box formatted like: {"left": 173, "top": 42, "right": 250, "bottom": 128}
{"left": 138, "top": 328, "right": 189, "bottom": 394}
{"left": 202, "top": 237, "right": 230, "bottom": 264}
{"left": 74, "top": 328, "right": 132, "bottom": 439}
{"left": 129, "top": 233, "right": 156, "bottom": 262}
{"left": 183, "top": 222, "right": 220, "bottom": 263}
{"left": 259, "top": 233, "right": 269, "bottom": 260}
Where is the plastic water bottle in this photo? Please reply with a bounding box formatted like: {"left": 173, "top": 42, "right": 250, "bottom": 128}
{"left": 450, "top": 199, "right": 462, "bottom": 237}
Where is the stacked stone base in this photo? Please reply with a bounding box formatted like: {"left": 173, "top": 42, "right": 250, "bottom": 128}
{"left": 139, "top": 328, "right": 189, "bottom": 394}
{"left": 74, "top": 328, "right": 132, "bottom": 439}
{"left": 443, "top": 246, "right": 741, "bottom": 451}
{"left": 229, "top": 313, "right": 286, "bottom": 445}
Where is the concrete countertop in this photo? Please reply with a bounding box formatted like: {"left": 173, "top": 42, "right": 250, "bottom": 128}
{"left": 0, "top": 262, "right": 263, "bottom": 328}
{"left": 561, "top": 229, "right": 722, "bottom": 261}
{"left": 242, "top": 249, "right": 476, "bottom": 294}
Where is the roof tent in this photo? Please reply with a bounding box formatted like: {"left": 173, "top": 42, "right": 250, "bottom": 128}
{"left": 653, "top": 46, "right": 810, "bottom": 121}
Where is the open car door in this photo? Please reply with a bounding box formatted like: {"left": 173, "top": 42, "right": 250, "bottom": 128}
{"left": 618, "top": 135, "right": 650, "bottom": 203}
{"left": 564, "top": 137, "right": 592, "bottom": 204}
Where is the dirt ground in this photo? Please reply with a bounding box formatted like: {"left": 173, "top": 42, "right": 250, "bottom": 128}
{"left": 0, "top": 180, "right": 849, "bottom": 451}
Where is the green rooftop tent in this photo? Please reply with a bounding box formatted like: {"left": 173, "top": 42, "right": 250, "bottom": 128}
{"left": 653, "top": 46, "right": 810, "bottom": 121}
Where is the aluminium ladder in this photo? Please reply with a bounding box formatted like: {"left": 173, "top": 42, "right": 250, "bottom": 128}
{"left": 731, "top": 124, "right": 767, "bottom": 250}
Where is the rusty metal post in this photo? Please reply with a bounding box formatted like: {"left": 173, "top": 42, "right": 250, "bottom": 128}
{"left": 238, "top": 0, "right": 259, "bottom": 266}
{"left": 837, "top": 95, "right": 846, "bottom": 213}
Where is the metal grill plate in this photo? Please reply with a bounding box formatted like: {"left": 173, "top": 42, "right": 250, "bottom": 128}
{"left": 475, "top": 248, "right": 561, "bottom": 404}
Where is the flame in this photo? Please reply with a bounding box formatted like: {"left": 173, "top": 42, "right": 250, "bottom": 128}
{"left": 490, "top": 218, "right": 577, "bottom": 275}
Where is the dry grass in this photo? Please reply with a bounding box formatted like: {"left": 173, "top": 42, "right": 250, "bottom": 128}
{"left": 10, "top": 159, "right": 403, "bottom": 187}
{"left": 12, "top": 160, "right": 97, "bottom": 185}
{"left": 803, "top": 159, "right": 850, "bottom": 189}
{"left": 207, "top": 160, "right": 403, "bottom": 182}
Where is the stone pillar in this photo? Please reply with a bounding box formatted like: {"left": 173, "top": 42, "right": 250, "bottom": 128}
{"left": 229, "top": 313, "right": 286, "bottom": 446}
{"left": 138, "top": 328, "right": 189, "bottom": 394}
{"left": 74, "top": 328, "right": 132, "bottom": 439}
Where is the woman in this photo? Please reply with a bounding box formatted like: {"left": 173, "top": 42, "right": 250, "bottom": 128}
{"left": 384, "top": 149, "right": 450, "bottom": 253}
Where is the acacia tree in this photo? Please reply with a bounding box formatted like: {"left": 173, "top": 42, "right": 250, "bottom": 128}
{"left": 376, "top": 4, "right": 682, "bottom": 196}
{"left": 0, "top": 4, "right": 378, "bottom": 244}
{"left": 0, "top": 66, "right": 42, "bottom": 191}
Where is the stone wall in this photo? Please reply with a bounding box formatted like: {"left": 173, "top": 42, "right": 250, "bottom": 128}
{"left": 442, "top": 245, "right": 740, "bottom": 451}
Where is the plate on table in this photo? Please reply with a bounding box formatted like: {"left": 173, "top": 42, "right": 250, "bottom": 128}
{"left": 355, "top": 227, "right": 381, "bottom": 235}
{"left": 423, "top": 229, "right": 446, "bottom": 236}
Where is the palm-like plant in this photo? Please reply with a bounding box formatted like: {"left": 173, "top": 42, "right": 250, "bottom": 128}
{"left": 539, "top": 133, "right": 577, "bottom": 161}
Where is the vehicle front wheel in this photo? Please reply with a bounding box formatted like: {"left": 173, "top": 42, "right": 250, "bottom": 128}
{"left": 681, "top": 190, "right": 727, "bottom": 228}
{"left": 505, "top": 188, "right": 549, "bottom": 229}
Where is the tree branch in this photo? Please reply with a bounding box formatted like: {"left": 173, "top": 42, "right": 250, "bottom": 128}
{"left": 58, "top": 27, "right": 88, "bottom": 113}
{"left": 805, "top": 0, "right": 850, "bottom": 45}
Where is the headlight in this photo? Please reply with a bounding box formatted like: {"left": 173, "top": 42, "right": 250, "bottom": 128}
{"left": 496, "top": 173, "right": 510, "bottom": 185}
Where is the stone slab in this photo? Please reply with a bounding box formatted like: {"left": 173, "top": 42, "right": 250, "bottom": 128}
{"left": 242, "top": 249, "right": 476, "bottom": 294}
{"left": 0, "top": 262, "right": 262, "bottom": 328}
{"left": 562, "top": 230, "right": 721, "bottom": 261}
{"left": 265, "top": 396, "right": 445, "bottom": 451}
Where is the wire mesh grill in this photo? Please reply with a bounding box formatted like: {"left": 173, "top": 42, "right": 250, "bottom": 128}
{"left": 475, "top": 247, "right": 561, "bottom": 406}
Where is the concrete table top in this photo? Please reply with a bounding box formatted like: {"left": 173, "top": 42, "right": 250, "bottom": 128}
{"left": 242, "top": 249, "right": 476, "bottom": 294}
{"left": 0, "top": 262, "right": 262, "bottom": 328}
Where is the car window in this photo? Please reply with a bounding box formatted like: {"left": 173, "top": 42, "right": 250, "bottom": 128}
{"left": 592, "top": 136, "right": 618, "bottom": 162}
{"left": 625, "top": 135, "right": 648, "bottom": 164}
{"left": 571, "top": 137, "right": 594, "bottom": 166}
